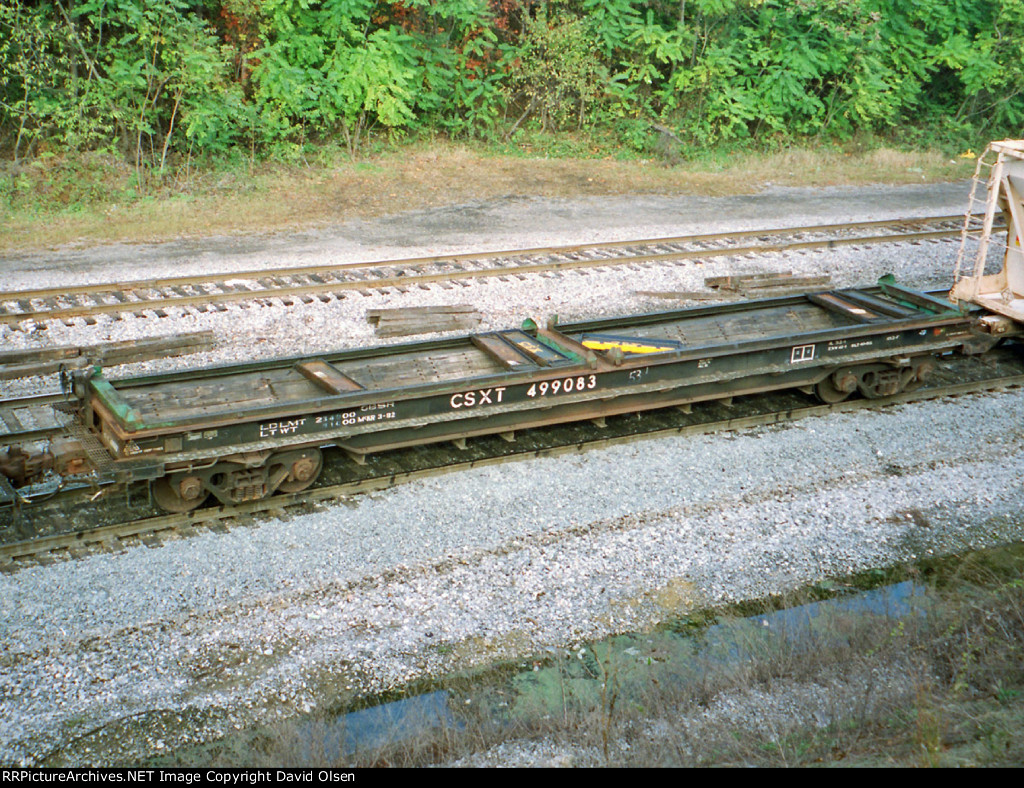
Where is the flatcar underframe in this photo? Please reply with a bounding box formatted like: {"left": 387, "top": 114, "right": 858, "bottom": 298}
{"left": 1, "top": 280, "right": 1012, "bottom": 512}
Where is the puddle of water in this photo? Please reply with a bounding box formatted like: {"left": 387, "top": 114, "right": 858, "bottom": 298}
{"left": 296, "top": 690, "right": 458, "bottom": 761}
{"left": 306, "top": 579, "right": 930, "bottom": 756}
{"left": 704, "top": 578, "right": 929, "bottom": 664}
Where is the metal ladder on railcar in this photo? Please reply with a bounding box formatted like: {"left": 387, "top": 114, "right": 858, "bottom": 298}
{"left": 950, "top": 140, "right": 1024, "bottom": 322}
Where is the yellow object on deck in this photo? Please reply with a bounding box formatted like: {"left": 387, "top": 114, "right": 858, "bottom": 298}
{"left": 582, "top": 338, "right": 679, "bottom": 354}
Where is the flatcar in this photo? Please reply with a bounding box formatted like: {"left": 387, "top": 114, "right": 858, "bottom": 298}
{"left": 0, "top": 279, "right": 1004, "bottom": 513}
{"left": 2, "top": 139, "right": 1023, "bottom": 513}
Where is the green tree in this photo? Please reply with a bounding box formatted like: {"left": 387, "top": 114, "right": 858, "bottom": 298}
{"left": 503, "top": 9, "right": 607, "bottom": 133}
{"left": 1, "top": 0, "right": 247, "bottom": 177}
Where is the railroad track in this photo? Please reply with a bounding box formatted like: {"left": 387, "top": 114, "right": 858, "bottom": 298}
{"left": 3, "top": 346, "right": 1022, "bottom": 573}
{"left": 0, "top": 214, "right": 992, "bottom": 329}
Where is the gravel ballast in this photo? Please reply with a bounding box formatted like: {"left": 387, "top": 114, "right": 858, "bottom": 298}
{"left": 1, "top": 182, "right": 1022, "bottom": 766}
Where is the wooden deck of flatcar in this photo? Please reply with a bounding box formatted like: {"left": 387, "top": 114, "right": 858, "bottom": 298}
{"left": 94, "top": 287, "right": 969, "bottom": 425}
{"left": 566, "top": 298, "right": 844, "bottom": 348}
{"left": 118, "top": 344, "right": 511, "bottom": 423}
{"left": 75, "top": 281, "right": 982, "bottom": 486}
{"left": 96, "top": 297, "right": 831, "bottom": 429}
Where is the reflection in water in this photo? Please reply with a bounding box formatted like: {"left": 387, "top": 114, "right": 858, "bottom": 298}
{"left": 308, "top": 580, "right": 927, "bottom": 757}
{"left": 299, "top": 690, "right": 457, "bottom": 761}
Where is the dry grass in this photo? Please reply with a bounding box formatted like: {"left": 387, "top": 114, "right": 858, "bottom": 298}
{"left": 0, "top": 141, "right": 975, "bottom": 253}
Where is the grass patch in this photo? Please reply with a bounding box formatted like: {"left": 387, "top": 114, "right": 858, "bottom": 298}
{"left": 0, "top": 136, "right": 976, "bottom": 253}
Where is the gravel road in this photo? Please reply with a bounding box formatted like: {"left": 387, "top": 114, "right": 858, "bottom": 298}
{"left": 1, "top": 181, "right": 1022, "bottom": 766}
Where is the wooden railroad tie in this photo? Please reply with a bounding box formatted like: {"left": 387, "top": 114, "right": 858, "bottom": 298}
{"left": 366, "top": 305, "right": 483, "bottom": 337}
{"left": 635, "top": 272, "right": 832, "bottom": 303}
{"left": 0, "top": 331, "right": 217, "bottom": 380}
{"left": 704, "top": 271, "right": 832, "bottom": 292}
{"left": 634, "top": 290, "right": 737, "bottom": 301}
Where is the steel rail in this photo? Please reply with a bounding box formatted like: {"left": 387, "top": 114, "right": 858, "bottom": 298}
{"left": 3, "top": 352, "right": 1023, "bottom": 572}
{"left": 0, "top": 214, "right": 992, "bottom": 327}
{"left": 0, "top": 213, "right": 975, "bottom": 298}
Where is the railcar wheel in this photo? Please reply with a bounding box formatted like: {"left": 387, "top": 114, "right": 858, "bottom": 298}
{"left": 274, "top": 448, "right": 323, "bottom": 494}
{"left": 815, "top": 375, "right": 852, "bottom": 404}
{"left": 903, "top": 358, "right": 937, "bottom": 394}
{"left": 815, "top": 370, "right": 857, "bottom": 404}
{"left": 153, "top": 475, "right": 209, "bottom": 512}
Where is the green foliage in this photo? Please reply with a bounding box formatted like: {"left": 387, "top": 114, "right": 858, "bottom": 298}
{"left": 0, "top": 0, "right": 248, "bottom": 177}
{"left": 252, "top": 0, "right": 502, "bottom": 150}
{"left": 667, "top": 0, "right": 911, "bottom": 140}
{"left": 503, "top": 10, "right": 607, "bottom": 132}
{"left": 665, "top": 0, "right": 1024, "bottom": 146}
{"left": 2, "top": 0, "right": 1023, "bottom": 166}
{"left": 0, "top": 1, "right": 81, "bottom": 159}
{"left": 409, "top": 23, "right": 507, "bottom": 138}
{"left": 90, "top": 0, "right": 249, "bottom": 165}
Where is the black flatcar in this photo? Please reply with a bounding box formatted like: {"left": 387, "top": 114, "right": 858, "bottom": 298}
{"left": 1, "top": 278, "right": 1003, "bottom": 512}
